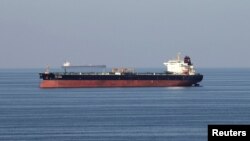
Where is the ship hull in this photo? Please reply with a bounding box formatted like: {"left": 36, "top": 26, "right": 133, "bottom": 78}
{"left": 40, "top": 80, "right": 199, "bottom": 88}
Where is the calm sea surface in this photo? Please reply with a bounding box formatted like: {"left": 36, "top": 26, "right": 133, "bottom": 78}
{"left": 0, "top": 68, "right": 250, "bottom": 141}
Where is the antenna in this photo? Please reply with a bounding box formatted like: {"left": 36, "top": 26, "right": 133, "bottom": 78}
{"left": 177, "top": 52, "right": 181, "bottom": 61}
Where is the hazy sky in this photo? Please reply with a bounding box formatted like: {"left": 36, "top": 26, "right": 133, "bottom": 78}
{"left": 1, "top": 0, "right": 250, "bottom": 68}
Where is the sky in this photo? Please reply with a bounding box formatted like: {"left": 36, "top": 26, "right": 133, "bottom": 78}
{"left": 0, "top": 0, "right": 250, "bottom": 68}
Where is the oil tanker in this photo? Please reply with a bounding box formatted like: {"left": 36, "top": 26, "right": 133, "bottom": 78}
{"left": 39, "top": 54, "right": 203, "bottom": 88}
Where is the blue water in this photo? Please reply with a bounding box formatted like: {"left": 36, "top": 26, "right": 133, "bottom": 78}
{"left": 0, "top": 68, "right": 250, "bottom": 141}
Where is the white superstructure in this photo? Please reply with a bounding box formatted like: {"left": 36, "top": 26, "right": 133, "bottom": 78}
{"left": 163, "top": 53, "right": 196, "bottom": 75}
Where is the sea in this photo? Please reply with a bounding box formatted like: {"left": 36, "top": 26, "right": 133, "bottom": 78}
{"left": 0, "top": 68, "right": 250, "bottom": 141}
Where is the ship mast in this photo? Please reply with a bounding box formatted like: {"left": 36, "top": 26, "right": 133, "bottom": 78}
{"left": 45, "top": 65, "right": 50, "bottom": 74}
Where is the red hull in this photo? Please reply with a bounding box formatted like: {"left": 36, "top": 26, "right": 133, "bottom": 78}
{"left": 40, "top": 80, "right": 196, "bottom": 88}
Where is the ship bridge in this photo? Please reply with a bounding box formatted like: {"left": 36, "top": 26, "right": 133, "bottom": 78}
{"left": 163, "top": 54, "right": 196, "bottom": 75}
